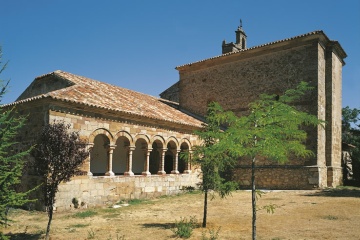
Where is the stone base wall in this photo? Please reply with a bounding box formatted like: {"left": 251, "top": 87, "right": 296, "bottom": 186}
{"left": 327, "top": 166, "right": 343, "bottom": 188}
{"left": 233, "top": 165, "right": 328, "bottom": 190}
{"left": 54, "top": 173, "right": 201, "bottom": 211}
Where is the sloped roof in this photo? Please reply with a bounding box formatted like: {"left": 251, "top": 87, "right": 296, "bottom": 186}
{"left": 176, "top": 30, "right": 347, "bottom": 69}
{"left": 7, "top": 70, "right": 204, "bottom": 128}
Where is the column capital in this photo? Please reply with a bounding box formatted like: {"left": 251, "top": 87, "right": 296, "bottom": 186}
{"left": 108, "top": 144, "right": 117, "bottom": 150}
{"left": 125, "top": 146, "right": 136, "bottom": 151}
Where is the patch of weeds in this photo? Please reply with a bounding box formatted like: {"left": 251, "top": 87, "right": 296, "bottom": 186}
{"left": 101, "top": 208, "right": 117, "bottom": 213}
{"left": 182, "top": 186, "right": 195, "bottom": 192}
{"left": 107, "top": 234, "right": 126, "bottom": 240}
{"left": 73, "top": 210, "right": 98, "bottom": 218}
{"left": 116, "top": 199, "right": 127, "bottom": 204}
{"left": 322, "top": 215, "right": 339, "bottom": 220}
{"left": 35, "top": 229, "right": 46, "bottom": 235}
{"left": 172, "top": 216, "right": 198, "bottom": 239}
{"left": 271, "top": 238, "right": 282, "bottom": 240}
{"left": 159, "top": 195, "right": 170, "bottom": 199}
{"left": 257, "top": 204, "right": 279, "bottom": 214}
{"left": 87, "top": 228, "right": 96, "bottom": 239}
{"left": 128, "top": 199, "right": 149, "bottom": 205}
{"left": 201, "top": 227, "right": 221, "bottom": 240}
{"left": 69, "top": 223, "right": 90, "bottom": 228}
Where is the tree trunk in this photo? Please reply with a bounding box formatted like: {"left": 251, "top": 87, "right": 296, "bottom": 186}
{"left": 252, "top": 156, "right": 256, "bottom": 240}
{"left": 45, "top": 206, "right": 53, "bottom": 240}
{"left": 202, "top": 189, "right": 208, "bottom": 228}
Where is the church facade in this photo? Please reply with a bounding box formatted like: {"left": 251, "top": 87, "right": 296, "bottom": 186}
{"left": 7, "top": 22, "right": 346, "bottom": 210}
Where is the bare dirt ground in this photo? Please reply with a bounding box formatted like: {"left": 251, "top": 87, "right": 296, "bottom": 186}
{"left": 2, "top": 187, "right": 360, "bottom": 240}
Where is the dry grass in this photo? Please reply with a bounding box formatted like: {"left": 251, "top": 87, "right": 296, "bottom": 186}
{"left": 2, "top": 187, "right": 360, "bottom": 240}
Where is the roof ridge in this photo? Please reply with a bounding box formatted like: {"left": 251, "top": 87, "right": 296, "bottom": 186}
{"left": 176, "top": 30, "right": 326, "bottom": 69}
{"left": 54, "top": 70, "right": 160, "bottom": 99}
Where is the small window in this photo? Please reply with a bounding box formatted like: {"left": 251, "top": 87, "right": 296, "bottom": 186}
{"left": 242, "top": 38, "right": 246, "bottom": 49}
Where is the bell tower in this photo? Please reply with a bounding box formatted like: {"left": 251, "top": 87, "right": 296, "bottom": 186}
{"left": 222, "top": 19, "right": 247, "bottom": 54}
{"left": 235, "top": 19, "right": 247, "bottom": 49}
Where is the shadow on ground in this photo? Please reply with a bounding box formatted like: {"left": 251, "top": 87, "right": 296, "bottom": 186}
{"left": 6, "top": 232, "right": 42, "bottom": 240}
{"left": 303, "top": 188, "right": 360, "bottom": 198}
{"left": 142, "top": 223, "right": 174, "bottom": 230}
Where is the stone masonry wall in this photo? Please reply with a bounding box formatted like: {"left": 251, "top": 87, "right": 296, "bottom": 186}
{"left": 178, "top": 42, "right": 319, "bottom": 118}
{"left": 56, "top": 174, "right": 200, "bottom": 211}
{"left": 234, "top": 166, "right": 327, "bottom": 190}
{"left": 177, "top": 39, "right": 330, "bottom": 188}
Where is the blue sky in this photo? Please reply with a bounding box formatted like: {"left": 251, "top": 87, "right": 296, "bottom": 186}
{"left": 1, "top": 0, "right": 359, "bottom": 109}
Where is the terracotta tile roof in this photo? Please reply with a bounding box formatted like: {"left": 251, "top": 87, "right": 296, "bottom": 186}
{"left": 176, "top": 30, "right": 346, "bottom": 69}
{"left": 7, "top": 70, "right": 204, "bottom": 128}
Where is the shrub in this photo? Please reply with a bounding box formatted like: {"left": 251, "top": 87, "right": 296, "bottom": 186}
{"left": 201, "top": 227, "right": 221, "bottom": 240}
{"left": 72, "top": 198, "right": 79, "bottom": 208}
{"left": 172, "top": 216, "right": 198, "bottom": 239}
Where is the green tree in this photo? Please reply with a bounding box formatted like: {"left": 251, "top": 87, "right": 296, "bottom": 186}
{"left": 212, "top": 82, "right": 323, "bottom": 240}
{"left": 0, "top": 47, "right": 35, "bottom": 239}
{"left": 191, "top": 102, "right": 238, "bottom": 228}
{"left": 32, "top": 122, "right": 88, "bottom": 240}
{"left": 342, "top": 106, "right": 360, "bottom": 184}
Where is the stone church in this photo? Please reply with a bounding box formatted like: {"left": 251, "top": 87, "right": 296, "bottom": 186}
{"left": 6, "top": 22, "right": 346, "bottom": 210}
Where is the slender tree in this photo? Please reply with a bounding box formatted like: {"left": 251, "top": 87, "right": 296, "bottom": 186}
{"left": 0, "top": 47, "right": 36, "bottom": 240}
{"left": 191, "top": 102, "right": 238, "bottom": 228}
{"left": 211, "top": 82, "right": 323, "bottom": 239}
{"left": 32, "top": 122, "right": 88, "bottom": 240}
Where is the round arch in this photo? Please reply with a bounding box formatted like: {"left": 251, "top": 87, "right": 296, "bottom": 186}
{"left": 165, "top": 136, "right": 179, "bottom": 150}
{"left": 179, "top": 138, "right": 192, "bottom": 149}
{"left": 114, "top": 130, "right": 133, "bottom": 145}
{"left": 134, "top": 134, "right": 151, "bottom": 147}
{"left": 89, "top": 128, "right": 113, "bottom": 144}
{"left": 151, "top": 135, "right": 166, "bottom": 146}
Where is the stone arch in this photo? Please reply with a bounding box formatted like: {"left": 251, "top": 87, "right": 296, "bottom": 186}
{"left": 113, "top": 131, "right": 132, "bottom": 175}
{"left": 150, "top": 135, "right": 166, "bottom": 174}
{"left": 165, "top": 138, "right": 179, "bottom": 174}
{"left": 151, "top": 135, "right": 166, "bottom": 146}
{"left": 89, "top": 128, "right": 114, "bottom": 144}
{"left": 90, "top": 134, "right": 111, "bottom": 176}
{"left": 132, "top": 134, "right": 151, "bottom": 175}
{"left": 179, "top": 140, "right": 191, "bottom": 174}
{"left": 165, "top": 136, "right": 179, "bottom": 150}
{"left": 179, "top": 138, "right": 192, "bottom": 149}
{"left": 114, "top": 130, "right": 134, "bottom": 145}
{"left": 134, "top": 134, "right": 151, "bottom": 148}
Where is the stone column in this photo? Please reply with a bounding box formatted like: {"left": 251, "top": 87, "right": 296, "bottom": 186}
{"left": 157, "top": 148, "right": 167, "bottom": 175}
{"left": 105, "top": 145, "right": 116, "bottom": 176}
{"left": 183, "top": 151, "right": 192, "bottom": 174}
{"left": 142, "top": 148, "right": 152, "bottom": 176}
{"left": 171, "top": 150, "right": 180, "bottom": 174}
{"left": 87, "top": 143, "right": 94, "bottom": 176}
{"left": 124, "top": 146, "right": 135, "bottom": 176}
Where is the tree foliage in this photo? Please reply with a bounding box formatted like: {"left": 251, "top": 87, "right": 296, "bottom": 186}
{"left": 342, "top": 106, "right": 360, "bottom": 184}
{"left": 0, "top": 47, "right": 36, "bottom": 240}
{"left": 206, "top": 82, "right": 323, "bottom": 240}
{"left": 32, "top": 122, "right": 88, "bottom": 240}
{"left": 191, "top": 102, "right": 238, "bottom": 228}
